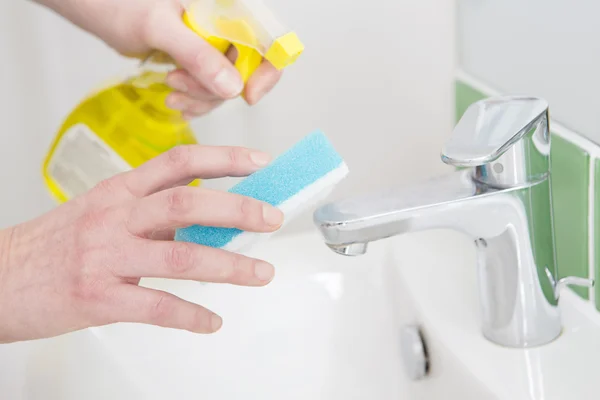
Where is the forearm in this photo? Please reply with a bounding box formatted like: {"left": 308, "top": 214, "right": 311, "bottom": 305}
{"left": 32, "top": 0, "right": 81, "bottom": 20}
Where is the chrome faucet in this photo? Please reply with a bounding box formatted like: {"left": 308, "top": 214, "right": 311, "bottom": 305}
{"left": 313, "top": 96, "right": 594, "bottom": 348}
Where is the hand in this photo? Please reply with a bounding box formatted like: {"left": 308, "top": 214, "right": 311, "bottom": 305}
{"left": 0, "top": 145, "right": 283, "bottom": 343}
{"left": 38, "top": 0, "right": 282, "bottom": 116}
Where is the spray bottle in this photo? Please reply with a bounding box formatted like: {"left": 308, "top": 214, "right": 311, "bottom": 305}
{"left": 42, "top": 0, "right": 304, "bottom": 203}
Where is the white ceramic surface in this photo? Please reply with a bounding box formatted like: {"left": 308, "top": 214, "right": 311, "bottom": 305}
{"left": 2, "top": 230, "right": 599, "bottom": 399}
{"left": 89, "top": 233, "right": 407, "bottom": 400}
{"left": 392, "top": 229, "right": 600, "bottom": 400}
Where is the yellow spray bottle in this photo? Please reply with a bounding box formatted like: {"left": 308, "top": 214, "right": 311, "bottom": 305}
{"left": 42, "top": 0, "right": 304, "bottom": 203}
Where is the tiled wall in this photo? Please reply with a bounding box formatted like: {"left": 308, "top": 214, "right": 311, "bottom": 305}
{"left": 455, "top": 72, "right": 600, "bottom": 307}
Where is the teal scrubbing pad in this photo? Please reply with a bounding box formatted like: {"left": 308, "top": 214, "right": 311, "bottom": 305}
{"left": 174, "top": 131, "right": 348, "bottom": 253}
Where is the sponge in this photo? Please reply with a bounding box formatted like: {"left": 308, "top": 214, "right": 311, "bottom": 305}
{"left": 174, "top": 131, "right": 348, "bottom": 253}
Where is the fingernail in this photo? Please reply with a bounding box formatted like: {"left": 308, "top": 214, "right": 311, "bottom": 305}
{"left": 263, "top": 205, "right": 283, "bottom": 227}
{"left": 254, "top": 261, "right": 275, "bottom": 281}
{"left": 250, "top": 151, "right": 271, "bottom": 167}
{"left": 214, "top": 68, "right": 243, "bottom": 98}
{"left": 167, "top": 76, "right": 188, "bottom": 93}
{"left": 211, "top": 314, "right": 223, "bottom": 332}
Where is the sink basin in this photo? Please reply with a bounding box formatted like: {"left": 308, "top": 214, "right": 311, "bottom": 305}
{"left": 89, "top": 232, "right": 408, "bottom": 399}
{"left": 392, "top": 229, "right": 600, "bottom": 400}
{"left": 2, "top": 229, "right": 599, "bottom": 399}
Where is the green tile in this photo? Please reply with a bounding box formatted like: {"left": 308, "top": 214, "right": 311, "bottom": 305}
{"left": 455, "top": 80, "right": 486, "bottom": 122}
{"left": 594, "top": 160, "right": 600, "bottom": 308}
{"left": 550, "top": 135, "right": 590, "bottom": 299}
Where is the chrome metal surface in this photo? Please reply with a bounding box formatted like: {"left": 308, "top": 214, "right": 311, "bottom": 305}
{"left": 553, "top": 276, "right": 595, "bottom": 301}
{"left": 400, "top": 325, "right": 428, "bottom": 381}
{"left": 313, "top": 95, "right": 595, "bottom": 348}
{"left": 327, "top": 242, "right": 368, "bottom": 256}
{"left": 443, "top": 95, "right": 551, "bottom": 188}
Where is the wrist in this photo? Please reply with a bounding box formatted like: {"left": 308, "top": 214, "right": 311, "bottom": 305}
{"left": 0, "top": 226, "right": 16, "bottom": 284}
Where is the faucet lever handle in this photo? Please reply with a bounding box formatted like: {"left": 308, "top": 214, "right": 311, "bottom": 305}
{"left": 441, "top": 95, "right": 549, "bottom": 168}
{"left": 554, "top": 276, "right": 595, "bottom": 301}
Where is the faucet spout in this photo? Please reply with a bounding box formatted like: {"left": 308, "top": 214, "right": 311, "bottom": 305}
{"left": 314, "top": 170, "right": 493, "bottom": 253}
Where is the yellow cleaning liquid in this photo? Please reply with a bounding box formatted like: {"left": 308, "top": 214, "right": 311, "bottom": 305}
{"left": 43, "top": 66, "right": 198, "bottom": 203}
{"left": 42, "top": 0, "right": 304, "bottom": 203}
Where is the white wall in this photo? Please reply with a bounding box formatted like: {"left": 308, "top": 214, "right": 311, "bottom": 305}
{"left": 457, "top": 0, "right": 600, "bottom": 141}
{"left": 0, "top": 0, "right": 455, "bottom": 231}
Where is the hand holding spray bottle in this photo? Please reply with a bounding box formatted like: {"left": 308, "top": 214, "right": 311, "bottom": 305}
{"left": 42, "top": 0, "right": 304, "bottom": 203}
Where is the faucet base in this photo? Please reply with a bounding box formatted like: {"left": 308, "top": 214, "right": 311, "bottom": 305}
{"left": 482, "top": 327, "right": 562, "bottom": 349}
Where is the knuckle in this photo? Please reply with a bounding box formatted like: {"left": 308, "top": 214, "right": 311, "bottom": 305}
{"left": 221, "top": 253, "right": 251, "bottom": 282}
{"left": 149, "top": 293, "right": 175, "bottom": 325}
{"left": 92, "top": 176, "right": 120, "bottom": 195}
{"left": 165, "top": 187, "right": 194, "bottom": 216}
{"left": 71, "top": 274, "right": 106, "bottom": 303}
{"left": 191, "top": 45, "right": 212, "bottom": 71}
{"left": 164, "top": 243, "right": 193, "bottom": 274}
{"left": 219, "top": 253, "right": 241, "bottom": 280}
{"left": 236, "top": 196, "right": 257, "bottom": 225}
{"left": 165, "top": 145, "right": 192, "bottom": 171}
{"left": 227, "top": 147, "right": 246, "bottom": 170}
{"left": 76, "top": 209, "right": 110, "bottom": 234}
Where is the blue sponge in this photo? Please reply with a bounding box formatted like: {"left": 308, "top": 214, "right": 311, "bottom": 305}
{"left": 174, "top": 131, "right": 348, "bottom": 253}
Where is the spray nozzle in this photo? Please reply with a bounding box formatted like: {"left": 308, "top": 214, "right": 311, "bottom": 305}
{"left": 181, "top": 0, "right": 304, "bottom": 83}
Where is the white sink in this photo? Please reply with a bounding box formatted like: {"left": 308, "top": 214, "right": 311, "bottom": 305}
{"left": 391, "top": 229, "right": 600, "bottom": 400}
{"left": 89, "top": 232, "right": 408, "bottom": 400}
{"left": 2, "top": 229, "right": 600, "bottom": 399}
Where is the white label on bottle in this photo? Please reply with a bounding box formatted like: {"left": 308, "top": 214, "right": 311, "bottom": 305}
{"left": 47, "top": 123, "right": 132, "bottom": 198}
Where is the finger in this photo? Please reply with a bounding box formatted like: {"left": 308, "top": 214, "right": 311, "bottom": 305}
{"left": 164, "top": 42, "right": 239, "bottom": 100}
{"left": 117, "top": 239, "right": 276, "bottom": 286}
{"left": 226, "top": 45, "right": 238, "bottom": 63}
{"left": 182, "top": 100, "right": 224, "bottom": 119}
{"left": 244, "top": 61, "right": 283, "bottom": 105}
{"left": 148, "top": 227, "right": 176, "bottom": 241}
{"left": 107, "top": 285, "right": 222, "bottom": 334}
{"left": 165, "top": 91, "right": 223, "bottom": 116}
{"left": 121, "top": 145, "right": 272, "bottom": 197}
{"left": 126, "top": 186, "right": 283, "bottom": 235}
{"left": 165, "top": 69, "right": 222, "bottom": 101}
{"left": 147, "top": 11, "right": 243, "bottom": 99}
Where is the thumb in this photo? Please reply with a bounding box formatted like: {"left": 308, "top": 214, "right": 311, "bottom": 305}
{"left": 149, "top": 13, "right": 244, "bottom": 99}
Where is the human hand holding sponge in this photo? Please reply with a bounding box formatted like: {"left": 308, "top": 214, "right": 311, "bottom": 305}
{"left": 0, "top": 0, "right": 349, "bottom": 342}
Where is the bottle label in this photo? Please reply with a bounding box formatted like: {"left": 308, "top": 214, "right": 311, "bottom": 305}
{"left": 47, "top": 123, "right": 132, "bottom": 199}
